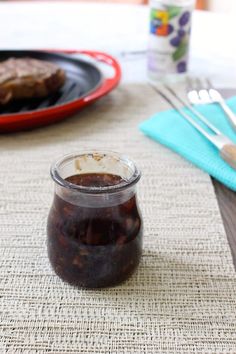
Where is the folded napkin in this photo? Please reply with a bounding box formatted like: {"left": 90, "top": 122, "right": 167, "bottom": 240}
{"left": 140, "top": 96, "right": 236, "bottom": 191}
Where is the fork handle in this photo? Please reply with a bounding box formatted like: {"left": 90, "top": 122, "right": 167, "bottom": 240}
{"left": 219, "top": 101, "right": 236, "bottom": 131}
{"left": 220, "top": 144, "right": 236, "bottom": 170}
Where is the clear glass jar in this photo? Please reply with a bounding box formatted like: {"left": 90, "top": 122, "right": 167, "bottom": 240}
{"left": 47, "top": 151, "right": 143, "bottom": 288}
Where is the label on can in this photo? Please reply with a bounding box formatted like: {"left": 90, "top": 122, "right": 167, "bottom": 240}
{"left": 148, "top": 4, "right": 192, "bottom": 77}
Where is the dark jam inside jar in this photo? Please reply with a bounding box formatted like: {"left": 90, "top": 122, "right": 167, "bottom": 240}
{"left": 47, "top": 173, "right": 142, "bottom": 288}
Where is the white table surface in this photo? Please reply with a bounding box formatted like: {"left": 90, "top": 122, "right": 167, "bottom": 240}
{"left": 0, "top": 2, "right": 236, "bottom": 87}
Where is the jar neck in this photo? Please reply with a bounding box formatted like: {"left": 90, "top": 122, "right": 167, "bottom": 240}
{"left": 51, "top": 151, "right": 141, "bottom": 207}
{"left": 55, "top": 183, "right": 137, "bottom": 208}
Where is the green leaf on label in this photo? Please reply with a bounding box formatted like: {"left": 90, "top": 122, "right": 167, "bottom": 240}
{"left": 167, "top": 6, "right": 181, "bottom": 19}
{"left": 172, "top": 41, "right": 188, "bottom": 61}
{"left": 150, "top": 9, "right": 156, "bottom": 20}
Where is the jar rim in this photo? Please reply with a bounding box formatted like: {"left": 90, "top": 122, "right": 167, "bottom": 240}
{"left": 50, "top": 150, "right": 141, "bottom": 194}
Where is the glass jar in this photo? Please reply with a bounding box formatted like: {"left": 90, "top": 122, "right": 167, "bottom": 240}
{"left": 47, "top": 151, "right": 143, "bottom": 288}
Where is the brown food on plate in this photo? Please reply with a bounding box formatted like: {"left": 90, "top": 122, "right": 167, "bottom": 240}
{"left": 0, "top": 57, "right": 66, "bottom": 104}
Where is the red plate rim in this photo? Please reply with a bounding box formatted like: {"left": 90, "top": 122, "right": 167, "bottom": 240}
{"left": 0, "top": 50, "right": 122, "bottom": 132}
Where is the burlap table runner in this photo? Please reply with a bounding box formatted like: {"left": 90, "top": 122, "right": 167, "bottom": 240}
{"left": 1, "top": 84, "right": 236, "bottom": 353}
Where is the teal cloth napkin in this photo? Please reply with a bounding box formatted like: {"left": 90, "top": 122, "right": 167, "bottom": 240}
{"left": 140, "top": 96, "right": 236, "bottom": 191}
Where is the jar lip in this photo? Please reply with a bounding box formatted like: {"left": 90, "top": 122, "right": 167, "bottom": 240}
{"left": 50, "top": 150, "right": 141, "bottom": 194}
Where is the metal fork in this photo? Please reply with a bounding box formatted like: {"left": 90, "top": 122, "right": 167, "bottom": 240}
{"left": 187, "top": 77, "right": 236, "bottom": 131}
{"left": 150, "top": 83, "right": 236, "bottom": 170}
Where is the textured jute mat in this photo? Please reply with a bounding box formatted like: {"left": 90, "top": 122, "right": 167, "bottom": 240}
{"left": 0, "top": 84, "right": 236, "bottom": 353}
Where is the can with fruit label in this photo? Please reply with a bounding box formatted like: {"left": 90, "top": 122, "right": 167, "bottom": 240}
{"left": 148, "top": 0, "right": 195, "bottom": 81}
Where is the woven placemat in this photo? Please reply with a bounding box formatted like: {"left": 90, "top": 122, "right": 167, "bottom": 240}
{"left": 0, "top": 84, "right": 236, "bottom": 353}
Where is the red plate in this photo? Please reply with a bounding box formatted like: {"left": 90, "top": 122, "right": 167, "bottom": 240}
{"left": 0, "top": 50, "right": 121, "bottom": 132}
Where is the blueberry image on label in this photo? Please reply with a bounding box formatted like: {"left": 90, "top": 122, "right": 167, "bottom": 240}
{"left": 150, "top": 23, "right": 157, "bottom": 34}
{"left": 170, "top": 36, "right": 181, "bottom": 47}
{"left": 179, "top": 11, "right": 190, "bottom": 26}
{"left": 178, "top": 29, "right": 186, "bottom": 38}
{"left": 177, "top": 61, "right": 187, "bottom": 73}
{"left": 168, "top": 24, "right": 174, "bottom": 35}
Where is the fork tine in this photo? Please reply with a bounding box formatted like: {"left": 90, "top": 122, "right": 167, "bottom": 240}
{"left": 206, "top": 78, "right": 212, "bottom": 89}
{"left": 187, "top": 77, "right": 200, "bottom": 104}
{"left": 195, "top": 77, "right": 203, "bottom": 90}
{"left": 197, "top": 77, "right": 212, "bottom": 103}
{"left": 195, "top": 77, "right": 211, "bottom": 102}
{"left": 199, "top": 77, "right": 208, "bottom": 89}
{"left": 186, "top": 76, "right": 194, "bottom": 91}
{"left": 199, "top": 89, "right": 212, "bottom": 103}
